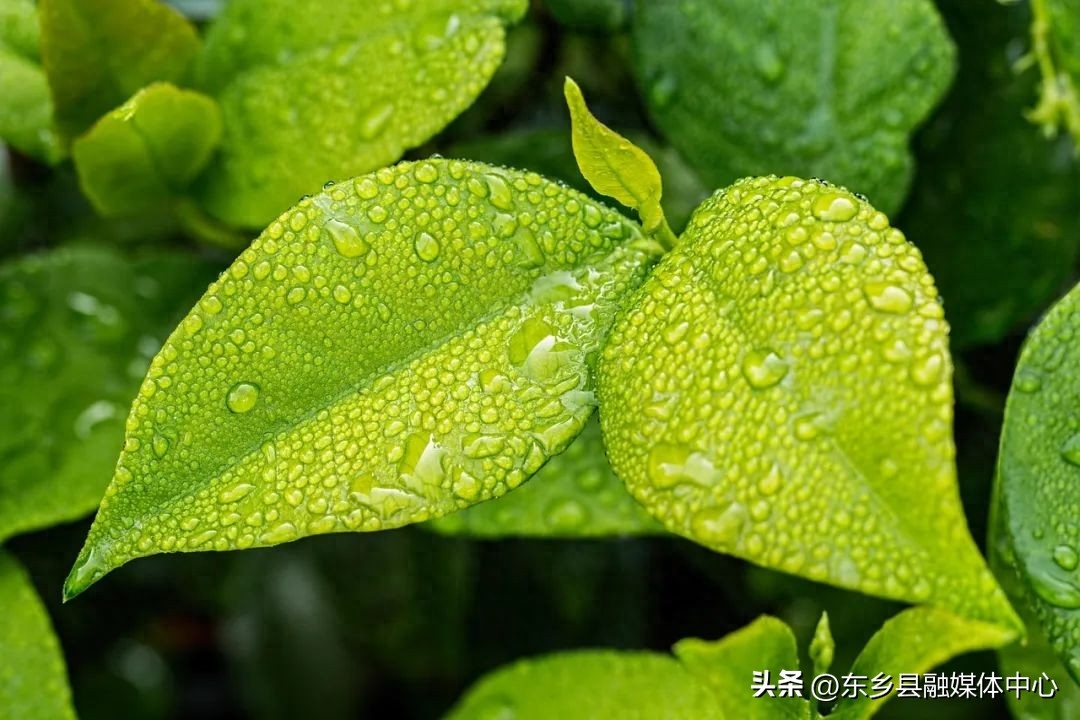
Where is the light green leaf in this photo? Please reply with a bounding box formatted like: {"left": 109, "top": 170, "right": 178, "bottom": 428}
{"left": 0, "top": 551, "right": 76, "bottom": 720}
{"left": 1025, "top": 0, "right": 1080, "bottom": 141}
{"left": 995, "top": 280, "right": 1080, "bottom": 682}
{"left": 0, "top": 0, "right": 63, "bottom": 163}
{"left": 631, "top": 0, "right": 955, "bottom": 215}
{"left": 829, "top": 607, "right": 1015, "bottom": 719}
{"left": 444, "top": 650, "right": 724, "bottom": 720}
{"left": 72, "top": 82, "right": 222, "bottom": 217}
{"left": 0, "top": 246, "right": 219, "bottom": 544}
{"left": 597, "top": 175, "right": 1020, "bottom": 632}
{"left": 428, "top": 417, "right": 660, "bottom": 537}
{"left": 39, "top": 0, "right": 200, "bottom": 140}
{"left": 809, "top": 612, "right": 834, "bottom": 677}
{"left": 674, "top": 616, "right": 811, "bottom": 720}
{"left": 564, "top": 77, "right": 670, "bottom": 242}
{"left": 64, "top": 159, "right": 660, "bottom": 599}
{"left": 194, "top": 0, "right": 527, "bottom": 228}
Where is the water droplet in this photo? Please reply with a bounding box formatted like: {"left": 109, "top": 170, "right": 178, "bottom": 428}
{"left": 485, "top": 173, "right": 513, "bottom": 211}
{"left": 1029, "top": 565, "right": 1080, "bottom": 609}
{"left": 754, "top": 43, "right": 785, "bottom": 82}
{"left": 220, "top": 483, "right": 256, "bottom": 503}
{"left": 1053, "top": 544, "right": 1079, "bottom": 572}
{"left": 398, "top": 432, "right": 446, "bottom": 487}
{"left": 691, "top": 503, "right": 747, "bottom": 547}
{"left": 1061, "top": 433, "right": 1080, "bottom": 466}
{"left": 368, "top": 205, "right": 388, "bottom": 223}
{"left": 226, "top": 382, "right": 260, "bottom": 413}
{"left": 647, "top": 444, "right": 716, "bottom": 489}
{"left": 544, "top": 498, "right": 588, "bottom": 531}
{"left": 414, "top": 161, "right": 439, "bottom": 183}
{"left": 414, "top": 232, "right": 441, "bottom": 262}
{"left": 759, "top": 464, "right": 782, "bottom": 496}
{"left": 793, "top": 413, "right": 824, "bottom": 441}
{"left": 740, "top": 348, "right": 789, "bottom": 389}
{"left": 73, "top": 400, "right": 120, "bottom": 439}
{"left": 152, "top": 434, "right": 170, "bottom": 458}
{"left": 326, "top": 219, "right": 370, "bottom": 258}
{"left": 463, "top": 434, "right": 505, "bottom": 459}
{"left": 910, "top": 353, "right": 944, "bottom": 387}
{"left": 862, "top": 283, "right": 913, "bottom": 314}
{"left": 1015, "top": 369, "right": 1043, "bottom": 393}
{"left": 260, "top": 522, "right": 299, "bottom": 545}
{"left": 359, "top": 103, "right": 395, "bottom": 139}
{"left": 812, "top": 193, "right": 858, "bottom": 222}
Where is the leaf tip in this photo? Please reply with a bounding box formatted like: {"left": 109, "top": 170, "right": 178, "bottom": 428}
{"left": 62, "top": 543, "right": 110, "bottom": 601}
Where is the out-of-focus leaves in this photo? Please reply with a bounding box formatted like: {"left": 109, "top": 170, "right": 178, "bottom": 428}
{"left": 631, "top": 0, "right": 956, "bottom": 215}
{"left": 544, "top": 0, "right": 628, "bottom": 34}
{"left": 194, "top": 0, "right": 528, "bottom": 227}
{"left": 1025, "top": 0, "right": 1080, "bottom": 141}
{"left": 901, "top": 0, "right": 1080, "bottom": 349}
{"left": 72, "top": 83, "right": 222, "bottom": 217}
{"left": 0, "top": 550, "right": 76, "bottom": 720}
{"left": 429, "top": 418, "right": 660, "bottom": 537}
{"left": 0, "top": 246, "right": 218, "bottom": 543}
{"left": 0, "top": 0, "right": 63, "bottom": 163}
{"left": 39, "top": 0, "right": 200, "bottom": 140}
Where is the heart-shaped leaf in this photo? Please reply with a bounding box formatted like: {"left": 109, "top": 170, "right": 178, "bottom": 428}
{"left": 194, "top": 0, "right": 527, "bottom": 227}
{"left": 64, "top": 159, "right": 659, "bottom": 598}
{"left": 994, "top": 279, "right": 1080, "bottom": 681}
{"left": 597, "top": 175, "right": 1019, "bottom": 632}
{"left": 631, "top": 0, "right": 955, "bottom": 214}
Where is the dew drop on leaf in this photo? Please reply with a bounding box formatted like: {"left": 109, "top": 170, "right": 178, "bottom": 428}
{"left": 226, "top": 382, "right": 260, "bottom": 413}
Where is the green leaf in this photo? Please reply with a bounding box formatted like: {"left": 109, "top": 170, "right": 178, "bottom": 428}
{"left": 0, "top": 245, "right": 219, "bottom": 544}
{"left": 544, "top": 0, "right": 628, "bottom": 34}
{"left": 0, "top": 0, "right": 63, "bottom": 163}
{"left": 809, "top": 612, "right": 834, "bottom": 677}
{"left": 597, "top": 175, "right": 1020, "bottom": 632}
{"left": 194, "top": 0, "right": 527, "bottom": 228}
{"left": 900, "top": 0, "right": 1080, "bottom": 349}
{"left": 995, "top": 279, "right": 1080, "bottom": 682}
{"left": 39, "top": 0, "right": 200, "bottom": 140}
{"left": 72, "top": 82, "right": 222, "bottom": 217}
{"left": 1025, "top": 0, "right": 1080, "bottom": 141}
{"left": 0, "top": 551, "right": 76, "bottom": 720}
{"left": 64, "top": 159, "right": 660, "bottom": 599}
{"left": 564, "top": 77, "right": 670, "bottom": 242}
{"left": 428, "top": 417, "right": 660, "bottom": 537}
{"left": 674, "top": 616, "right": 811, "bottom": 720}
{"left": 829, "top": 607, "right": 1016, "bottom": 719}
{"left": 631, "top": 0, "right": 956, "bottom": 215}
{"left": 444, "top": 650, "right": 724, "bottom": 720}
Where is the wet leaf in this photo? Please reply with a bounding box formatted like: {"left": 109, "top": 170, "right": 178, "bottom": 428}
{"left": 194, "top": 0, "right": 527, "bottom": 228}
{"left": 73, "top": 82, "right": 222, "bottom": 217}
{"left": 64, "top": 159, "right": 659, "bottom": 599}
{"left": 809, "top": 612, "right": 834, "bottom": 677}
{"left": 631, "top": 0, "right": 955, "bottom": 214}
{"left": 829, "top": 607, "right": 1015, "bottom": 719}
{"left": 0, "top": 551, "right": 76, "bottom": 720}
{"left": 39, "top": 0, "right": 200, "bottom": 139}
{"left": 995, "top": 279, "right": 1080, "bottom": 682}
{"left": 0, "top": 245, "right": 218, "bottom": 543}
{"left": 428, "top": 418, "right": 660, "bottom": 537}
{"left": 674, "top": 616, "right": 811, "bottom": 720}
{"left": 0, "top": 0, "right": 63, "bottom": 163}
{"left": 444, "top": 650, "right": 724, "bottom": 720}
{"left": 597, "top": 175, "right": 1020, "bottom": 632}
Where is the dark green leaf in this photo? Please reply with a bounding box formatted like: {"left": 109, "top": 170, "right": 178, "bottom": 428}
{"left": 39, "top": 0, "right": 200, "bottom": 139}
{"left": 0, "top": 245, "right": 218, "bottom": 543}
{"left": 64, "top": 159, "right": 660, "bottom": 598}
{"left": 72, "top": 82, "right": 222, "bottom": 217}
{"left": 194, "top": 0, "right": 527, "bottom": 227}
{"left": 632, "top": 0, "right": 955, "bottom": 214}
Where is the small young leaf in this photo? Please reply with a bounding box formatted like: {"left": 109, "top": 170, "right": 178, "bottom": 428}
{"left": 64, "top": 159, "right": 660, "bottom": 598}
{"left": 72, "top": 82, "right": 222, "bottom": 217}
{"left": 428, "top": 417, "right": 660, "bottom": 538}
{"left": 1024, "top": 0, "right": 1080, "bottom": 141}
{"left": 39, "top": 0, "right": 200, "bottom": 139}
{"left": 0, "top": 551, "right": 76, "bottom": 720}
{"left": 631, "top": 0, "right": 956, "bottom": 214}
{"left": 564, "top": 77, "right": 669, "bottom": 239}
{"left": 995, "top": 279, "right": 1080, "bottom": 681}
{"left": 0, "top": 246, "right": 218, "bottom": 544}
{"left": 597, "top": 175, "right": 1020, "bottom": 631}
{"left": 809, "top": 612, "right": 834, "bottom": 677}
{"left": 829, "top": 607, "right": 1016, "bottom": 719}
{"left": 674, "top": 616, "right": 811, "bottom": 720}
{"left": 444, "top": 650, "right": 724, "bottom": 720}
{"left": 0, "top": 0, "right": 63, "bottom": 163}
{"left": 194, "top": 0, "right": 528, "bottom": 228}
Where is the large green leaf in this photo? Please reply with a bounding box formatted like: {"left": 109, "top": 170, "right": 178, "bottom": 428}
{"left": 39, "top": 0, "right": 200, "bottom": 139}
{"left": 64, "top": 159, "right": 660, "bottom": 598}
{"left": 995, "top": 280, "right": 1080, "bottom": 682}
{"left": 0, "top": 0, "right": 63, "bottom": 163}
{"left": 900, "top": 0, "right": 1080, "bottom": 349}
{"left": 194, "top": 0, "right": 527, "bottom": 228}
{"left": 674, "top": 616, "right": 811, "bottom": 720}
{"left": 72, "top": 82, "right": 222, "bottom": 217}
{"left": 0, "top": 246, "right": 218, "bottom": 543}
{"left": 631, "top": 0, "right": 955, "bottom": 215}
{"left": 428, "top": 417, "right": 660, "bottom": 537}
{"left": 444, "top": 650, "right": 724, "bottom": 720}
{"left": 597, "top": 175, "right": 1019, "bottom": 631}
{"left": 0, "top": 551, "right": 76, "bottom": 720}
